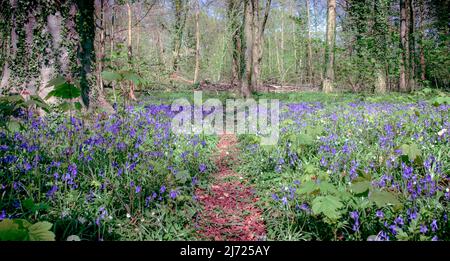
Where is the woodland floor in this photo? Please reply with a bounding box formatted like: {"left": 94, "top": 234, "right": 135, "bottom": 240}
{"left": 194, "top": 134, "right": 266, "bottom": 241}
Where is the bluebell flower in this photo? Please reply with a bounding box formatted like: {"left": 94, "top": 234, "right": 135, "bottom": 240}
{"left": 46, "top": 185, "right": 58, "bottom": 199}
{"left": 160, "top": 185, "right": 166, "bottom": 193}
{"left": 170, "top": 189, "right": 178, "bottom": 199}
{"left": 191, "top": 176, "right": 199, "bottom": 186}
{"left": 135, "top": 186, "right": 141, "bottom": 194}
{"left": 199, "top": 163, "right": 207, "bottom": 173}
{"left": 420, "top": 224, "right": 428, "bottom": 234}
{"left": 389, "top": 225, "right": 397, "bottom": 235}
{"left": 0, "top": 210, "right": 6, "bottom": 220}
{"left": 271, "top": 193, "right": 279, "bottom": 201}
{"left": 377, "top": 230, "right": 389, "bottom": 241}
{"left": 431, "top": 219, "right": 438, "bottom": 232}
{"left": 395, "top": 216, "right": 404, "bottom": 226}
{"left": 376, "top": 210, "right": 384, "bottom": 219}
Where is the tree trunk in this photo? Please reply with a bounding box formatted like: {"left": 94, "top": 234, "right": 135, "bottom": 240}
{"left": 399, "top": 0, "right": 410, "bottom": 92}
{"left": 322, "top": 0, "right": 336, "bottom": 93}
{"left": 76, "top": 0, "right": 96, "bottom": 108}
{"left": 306, "top": 0, "right": 313, "bottom": 85}
{"left": 375, "top": 69, "right": 387, "bottom": 93}
{"left": 193, "top": 0, "right": 200, "bottom": 83}
{"left": 228, "top": 0, "right": 243, "bottom": 89}
{"left": 94, "top": 0, "right": 114, "bottom": 113}
{"left": 418, "top": 0, "right": 426, "bottom": 82}
{"left": 242, "top": 0, "right": 253, "bottom": 97}
{"left": 127, "top": 2, "right": 136, "bottom": 101}
{"left": 409, "top": 0, "right": 416, "bottom": 91}
{"left": 171, "top": 0, "right": 187, "bottom": 73}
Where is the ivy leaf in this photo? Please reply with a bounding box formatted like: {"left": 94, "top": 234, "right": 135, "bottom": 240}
{"left": 28, "top": 222, "right": 55, "bottom": 241}
{"left": 311, "top": 195, "right": 344, "bottom": 220}
{"left": 369, "top": 190, "right": 401, "bottom": 208}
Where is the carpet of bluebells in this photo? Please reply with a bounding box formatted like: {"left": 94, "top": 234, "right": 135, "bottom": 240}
{"left": 239, "top": 100, "right": 449, "bottom": 241}
{"left": 0, "top": 104, "right": 216, "bottom": 240}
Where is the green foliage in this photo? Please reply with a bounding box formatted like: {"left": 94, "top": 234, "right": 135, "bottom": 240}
{"left": 0, "top": 95, "right": 49, "bottom": 132}
{"left": 0, "top": 219, "right": 55, "bottom": 241}
{"left": 238, "top": 92, "right": 449, "bottom": 241}
{"left": 45, "top": 76, "right": 82, "bottom": 112}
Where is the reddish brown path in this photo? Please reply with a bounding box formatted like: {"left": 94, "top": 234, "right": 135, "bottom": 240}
{"left": 195, "top": 134, "right": 266, "bottom": 241}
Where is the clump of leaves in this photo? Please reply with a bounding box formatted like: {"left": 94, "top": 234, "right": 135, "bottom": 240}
{"left": 45, "top": 76, "right": 83, "bottom": 112}
{"left": 0, "top": 219, "right": 55, "bottom": 241}
{"left": 0, "top": 94, "right": 49, "bottom": 132}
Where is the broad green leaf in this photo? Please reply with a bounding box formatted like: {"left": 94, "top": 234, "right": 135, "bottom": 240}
{"left": 45, "top": 83, "right": 81, "bottom": 100}
{"left": 74, "top": 102, "right": 83, "bottom": 111}
{"left": 297, "top": 180, "right": 317, "bottom": 194}
{"left": 0, "top": 219, "right": 28, "bottom": 241}
{"left": 101, "top": 71, "right": 122, "bottom": 81}
{"left": 46, "top": 76, "right": 66, "bottom": 88}
{"left": 400, "top": 143, "right": 421, "bottom": 161}
{"left": 350, "top": 180, "right": 371, "bottom": 194}
{"left": 7, "top": 121, "right": 21, "bottom": 132}
{"left": 67, "top": 235, "right": 81, "bottom": 241}
{"left": 28, "top": 222, "right": 55, "bottom": 241}
{"left": 311, "top": 195, "right": 344, "bottom": 220}
{"left": 59, "top": 101, "right": 72, "bottom": 112}
{"left": 369, "top": 190, "right": 401, "bottom": 208}
{"left": 318, "top": 181, "right": 338, "bottom": 194}
{"left": 122, "top": 71, "right": 141, "bottom": 85}
{"left": 22, "top": 199, "right": 35, "bottom": 210}
{"left": 296, "top": 134, "right": 314, "bottom": 146}
{"left": 175, "top": 170, "right": 190, "bottom": 184}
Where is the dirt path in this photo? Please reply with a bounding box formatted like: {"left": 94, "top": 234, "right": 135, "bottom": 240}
{"left": 195, "top": 134, "right": 266, "bottom": 241}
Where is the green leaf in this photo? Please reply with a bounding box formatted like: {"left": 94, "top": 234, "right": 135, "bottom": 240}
{"left": 22, "top": 199, "right": 35, "bottom": 210}
{"left": 28, "top": 222, "right": 55, "bottom": 241}
{"left": 311, "top": 195, "right": 344, "bottom": 220}
{"left": 175, "top": 170, "right": 190, "bottom": 184}
{"left": 297, "top": 180, "right": 317, "bottom": 194}
{"left": 45, "top": 83, "right": 81, "bottom": 100}
{"left": 369, "top": 190, "right": 401, "bottom": 208}
{"left": 400, "top": 143, "right": 421, "bottom": 161}
{"left": 46, "top": 76, "right": 66, "bottom": 88}
{"left": 7, "top": 121, "right": 21, "bottom": 133}
{"left": 318, "top": 181, "right": 338, "bottom": 194}
{"left": 101, "top": 71, "right": 122, "bottom": 81}
{"left": 67, "top": 235, "right": 81, "bottom": 241}
{"left": 350, "top": 180, "right": 371, "bottom": 194}
{"left": 0, "top": 219, "right": 29, "bottom": 241}
{"left": 74, "top": 102, "right": 82, "bottom": 111}
{"left": 296, "top": 133, "right": 314, "bottom": 146}
{"left": 122, "top": 71, "right": 141, "bottom": 85}
{"left": 59, "top": 101, "right": 72, "bottom": 112}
